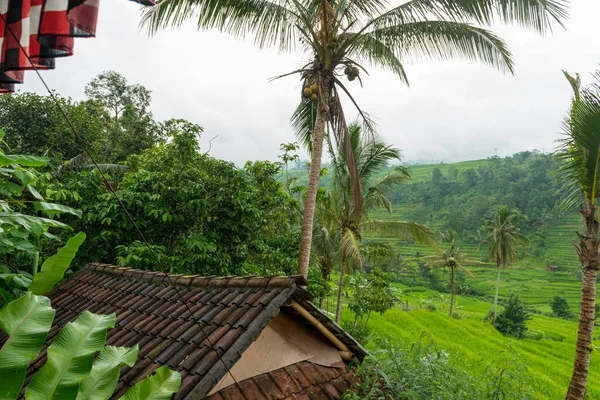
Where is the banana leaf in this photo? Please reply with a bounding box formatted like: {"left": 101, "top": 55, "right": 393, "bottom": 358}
{"left": 0, "top": 293, "right": 55, "bottom": 400}
{"left": 0, "top": 154, "right": 49, "bottom": 168}
{"left": 28, "top": 232, "right": 86, "bottom": 295}
{"left": 119, "top": 366, "right": 181, "bottom": 400}
{"left": 76, "top": 345, "right": 139, "bottom": 400}
{"left": 33, "top": 203, "right": 82, "bottom": 219}
{"left": 25, "top": 312, "right": 116, "bottom": 400}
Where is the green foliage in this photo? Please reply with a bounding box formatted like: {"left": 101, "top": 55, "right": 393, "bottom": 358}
{"left": 0, "top": 136, "right": 85, "bottom": 303}
{"left": 0, "top": 293, "right": 55, "bottom": 399}
{"left": 0, "top": 93, "right": 104, "bottom": 161}
{"left": 493, "top": 294, "right": 531, "bottom": 338}
{"left": 26, "top": 312, "right": 117, "bottom": 399}
{"left": 28, "top": 232, "right": 86, "bottom": 295}
{"left": 344, "top": 338, "right": 539, "bottom": 400}
{"left": 76, "top": 345, "right": 139, "bottom": 400}
{"left": 119, "top": 366, "right": 182, "bottom": 400}
{"left": 307, "top": 267, "right": 332, "bottom": 301}
{"left": 59, "top": 126, "right": 299, "bottom": 276}
{"left": 0, "top": 295, "right": 181, "bottom": 399}
{"left": 348, "top": 269, "right": 398, "bottom": 326}
{"left": 549, "top": 295, "right": 571, "bottom": 319}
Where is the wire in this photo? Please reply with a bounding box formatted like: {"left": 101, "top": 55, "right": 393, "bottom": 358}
{"left": 0, "top": 12, "right": 248, "bottom": 399}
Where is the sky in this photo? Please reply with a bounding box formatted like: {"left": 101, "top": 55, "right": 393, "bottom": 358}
{"left": 18, "top": 0, "right": 600, "bottom": 165}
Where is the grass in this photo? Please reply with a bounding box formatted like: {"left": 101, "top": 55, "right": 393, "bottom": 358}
{"left": 322, "top": 279, "right": 600, "bottom": 399}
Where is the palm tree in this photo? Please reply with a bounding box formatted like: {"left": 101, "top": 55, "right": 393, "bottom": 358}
{"left": 426, "top": 229, "right": 481, "bottom": 316}
{"left": 319, "top": 124, "right": 436, "bottom": 322}
{"left": 482, "top": 205, "right": 529, "bottom": 323}
{"left": 141, "top": 0, "right": 568, "bottom": 280}
{"left": 559, "top": 70, "right": 600, "bottom": 400}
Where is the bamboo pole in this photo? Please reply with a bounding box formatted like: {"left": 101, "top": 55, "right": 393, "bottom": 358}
{"left": 290, "top": 300, "right": 351, "bottom": 360}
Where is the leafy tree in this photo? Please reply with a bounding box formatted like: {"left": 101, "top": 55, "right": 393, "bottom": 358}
{"left": 60, "top": 124, "right": 300, "bottom": 276}
{"left": 482, "top": 206, "right": 529, "bottom": 323}
{"left": 0, "top": 92, "right": 104, "bottom": 161}
{"left": 278, "top": 142, "right": 301, "bottom": 195}
{"left": 141, "top": 0, "right": 568, "bottom": 281}
{"left": 425, "top": 229, "right": 481, "bottom": 316}
{"left": 0, "top": 293, "right": 181, "bottom": 399}
{"left": 549, "top": 295, "right": 571, "bottom": 319}
{"left": 317, "top": 125, "right": 436, "bottom": 322}
{"left": 84, "top": 71, "right": 159, "bottom": 162}
{"left": 558, "top": 70, "right": 600, "bottom": 399}
{"left": 493, "top": 294, "right": 531, "bottom": 338}
{"left": 307, "top": 266, "right": 332, "bottom": 307}
{"left": 348, "top": 268, "right": 398, "bottom": 329}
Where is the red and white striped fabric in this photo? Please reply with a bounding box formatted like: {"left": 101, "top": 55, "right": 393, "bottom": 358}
{"left": 0, "top": 0, "right": 154, "bottom": 93}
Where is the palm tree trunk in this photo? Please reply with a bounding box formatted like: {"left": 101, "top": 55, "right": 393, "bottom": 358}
{"left": 492, "top": 259, "right": 501, "bottom": 323}
{"left": 297, "top": 77, "right": 331, "bottom": 279}
{"left": 335, "top": 254, "right": 346, "bottom": 323}
{"left": 567, "top": 203, "right": 599, "bottom": 400}
{"left": 449, "top": 266, "right": 455, "bottom": 317}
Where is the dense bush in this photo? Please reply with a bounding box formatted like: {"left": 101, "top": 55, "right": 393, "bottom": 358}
{"left": 493, "top": 294, "right": 531, "bottom": 338}
{"left": 55, "top": 127, "right": 300, "bottom": 276}
{"left": 549, "top": 295, "right": 571, "bottom": 319}
{"left": 344, "top": 338, "right": 544, "bottom": 400}
{"left": 348, "top": 269, "right": 399, "bottom": 327}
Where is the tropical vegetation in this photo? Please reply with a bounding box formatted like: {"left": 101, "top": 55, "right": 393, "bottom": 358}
{"left": 140, "top": 0, "right": 568, "bottom": 283}
{"left": 425, "top": 229, "right": 481, "bottom": 316}
{"left": 481, "top": 205, "right": 530, "bottom": 323}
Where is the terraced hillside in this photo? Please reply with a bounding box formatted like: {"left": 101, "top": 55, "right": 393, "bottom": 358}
{"left": 288, "top": 155, "right": 593, "bottom": 311}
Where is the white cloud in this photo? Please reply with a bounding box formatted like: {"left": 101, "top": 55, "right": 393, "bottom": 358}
{"left": 18, "top": 0, "right": 600, "bottom": 165}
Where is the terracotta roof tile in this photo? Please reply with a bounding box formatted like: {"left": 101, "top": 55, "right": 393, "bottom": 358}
{"left": 4, "top": 263, "right": 362, "bottom": 399}
{"left": 205, "top": 362, "right": 358, "bottom": 400}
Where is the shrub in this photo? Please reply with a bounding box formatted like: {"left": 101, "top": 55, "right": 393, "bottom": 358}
{"left": 549, "top": 295, "right": 571, "bottom": 319}
{"left": 348, "top": 269, "right": 399, "bottom": 328}
{"left": 344, "top": 338, "right": 543, "bottom": 400}
{"left": 493, "top": 294, "right": 531, "bottom": 338}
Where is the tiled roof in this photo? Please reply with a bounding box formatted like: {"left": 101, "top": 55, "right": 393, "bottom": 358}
{"left": 206, "top": 361, "right": 358, "bottom": 400}
{"left": 5, "top": 263, "right": 366, "bottom": 399}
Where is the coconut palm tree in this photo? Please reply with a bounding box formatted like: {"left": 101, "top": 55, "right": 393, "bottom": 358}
{"left": 482, "top": 205, "right": 529, "bottom": 323}
{"left": 559, "top": 70, "right": 600, "bottom": 400}
{"left": 319, "top": 124, "right": 436, "bottom": 322}
{"left": 425, "top": 229, "right": 481, "bottom": 316}
{"left": 141, "top": 0, "right": 568, "bottom": 280}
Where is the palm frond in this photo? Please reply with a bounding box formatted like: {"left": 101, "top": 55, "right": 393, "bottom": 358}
{"left": 338, "top": 227, "right": 363, "bottom": 267}
{"left": 358, "top": 139, "right": 403, "bottom": 181}
{"left": 458, "top": 264, "right": 476, "bottom": 277}
{"left": 361, "top": 220, "right": 439, "bottom": 248}
{"left": 557, "top": 86, "right": 600, "bottom": 206}
{"left": 372, "top": 167, "right": 412, "bottom": 190}
{"left": 342, "top": 33, "right": 409, "bottom": 84}
{"left": 291, "top": 100, "right": 317, "bottom": 153}
{"left": 364, "top": 187, "right": 392, "bottom": 213}
{"left": 364, "top": 0, "right": 568, "bottom": 34}
{"left": 140, "top": 0, "right": 301, "bottom": 52}
{"left": 366, "top": 21, "right": 514, "bottom": 74}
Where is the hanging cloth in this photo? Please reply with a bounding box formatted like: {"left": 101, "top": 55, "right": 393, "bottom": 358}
{"left": 0, "top": 0, "right": 154, "bottom": 93}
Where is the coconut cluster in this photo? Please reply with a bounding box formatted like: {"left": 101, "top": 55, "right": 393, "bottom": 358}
{"left": 344, "top": 65, "right": 360, "bottom": 81}
{"left": 303, "top": 83, "right": 319, "bottom": 102}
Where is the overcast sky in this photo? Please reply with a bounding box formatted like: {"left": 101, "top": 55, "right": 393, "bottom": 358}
{"left": 18, "top": 0, "right": 600, "bottom": 165}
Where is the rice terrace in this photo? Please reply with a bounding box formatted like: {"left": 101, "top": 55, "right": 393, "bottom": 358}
{"left": 1, "top": 0, "right": 600, "bottom": 399}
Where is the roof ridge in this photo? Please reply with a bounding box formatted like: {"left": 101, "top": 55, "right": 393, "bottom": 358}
{"left": 85, "top": 262, "right": 307, "bottom": 289}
